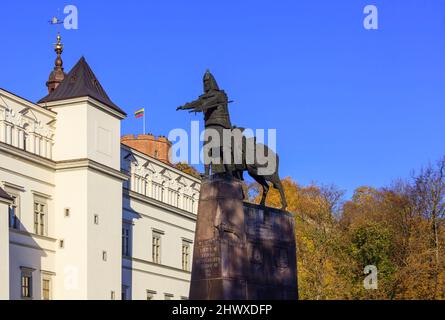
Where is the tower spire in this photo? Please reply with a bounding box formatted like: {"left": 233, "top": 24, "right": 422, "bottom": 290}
{"left": 46, "top": 33, "right": 66, "bottom": 93}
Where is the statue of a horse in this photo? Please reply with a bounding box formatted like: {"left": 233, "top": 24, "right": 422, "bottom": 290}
{"left": 177, "top": 70, "right": 287, "bottom": 210}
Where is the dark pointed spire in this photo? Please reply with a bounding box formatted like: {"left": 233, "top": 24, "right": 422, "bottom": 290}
{"left": 46, "top": 33, "right": 66, "bottom": 94}
{"left": 39, "top": 56, "right": 126, "bottom": 116}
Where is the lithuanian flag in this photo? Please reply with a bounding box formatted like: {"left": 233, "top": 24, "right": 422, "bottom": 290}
{"left": 134, "top": 108, "right": 144, "bottom": 119}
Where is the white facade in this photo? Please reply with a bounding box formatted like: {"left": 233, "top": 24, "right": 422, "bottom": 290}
{"left": 0, "top": 88, "right": 200, "bottom": 300}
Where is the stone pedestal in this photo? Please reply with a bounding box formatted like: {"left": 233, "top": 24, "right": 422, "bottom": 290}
{"left": 189, "top": 176, "right": 298, "bottom": 300}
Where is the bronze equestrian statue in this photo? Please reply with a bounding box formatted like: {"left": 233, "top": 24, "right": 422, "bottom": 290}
{"left": 177, "top": 70, "right": 287, "bottom": 211}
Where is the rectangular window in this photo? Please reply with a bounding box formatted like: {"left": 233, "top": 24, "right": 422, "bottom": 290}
{"left": 102, "top": 251, "right": 107, "bottom": 262}
{"left": 146, "top": 290, "right": 156, "bottom": 300}
{"left": 122, "top": 227, "right": 130, "bottom": 257}
{"left": 42, "top": 278, "right": 51, "bottom": 300}
{"left": 152, "top": 234, "right": 161, "bottom": 264}
{"left": 20, "top": 268, "right": 33, "bottom": 299}
{"left": 164, "top": 293, "right": 173, "bottom": 300}
{"left": 8, "top": 193, "right": 20, "bottom": 229}
{"left": 111, "top": 291, "right": 115, "bottom": 300}
{"left": 33, "top": 200, "right": 47, "bottom": 236}
{"left": 182, "top": 243, "right": 191, "bottom": 271}
{"left": 94, "top": 214, "right": 99, "bottom": 225}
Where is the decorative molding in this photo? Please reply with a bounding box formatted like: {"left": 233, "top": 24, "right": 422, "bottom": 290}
{"left": 121, "top": 144, "right": 201, "bottom": 184}
{"left": 31, "top": 190, "right": 52, "bottom": 200}
{"left": 56, "top": 158, "right": 129, "bottom": 181}
{"left": 2, "top": 181, "right": 25, "bottom": 192}
{"left": 122, "top": 265, "right": 190, "bottom": 283}
{"left": 10, "top": 228, "right": 58, "bottom": 243}
{"left": 39, "top": 96, "right": 126, "bottom": 120}
{"left": 123, "top": 208, "right": 195, "bottom": 233}
{"left": 124, "top": 189, "right": 197, "bottom": 221}
{"left": 123, "top": 256, "right": 192, "bottom": 276}
{"left": 10, "top": 241, "right": 56, "bottom": 254}
{"left": 40, "top": 270, "right": 56, "bottom": 276}
{"left": 0, "top": 88, "right": 57, "bottom": 118}
{"left": 0, "top": 166, "right": 56, "bottom": 187}
{"left": 152, "top": 228, "right": 165, "bottom": 235}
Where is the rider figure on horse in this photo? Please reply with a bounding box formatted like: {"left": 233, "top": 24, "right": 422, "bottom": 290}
{"left": 177, "top": 70, "right": 234, "bottom": 176}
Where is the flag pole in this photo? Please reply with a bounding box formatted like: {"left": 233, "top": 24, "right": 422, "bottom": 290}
{"left": 143, "top": 108, "right": 146, "bottom": 135}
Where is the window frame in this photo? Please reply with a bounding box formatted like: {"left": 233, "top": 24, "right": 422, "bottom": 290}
{"left": 182, "top": 242, "right": 191, "bottom": 271}
{"left": 33, "top": 197, "right": 48, "bottom": 236}
{"left": 152, "top": 233, "right": 162, "bottom": 264}
{"left": 41, "top": 274, "right": 52, "bottom": 300}
{"left": 20, "top": 267, "right": 34, "bottom": 300}
{"left": 122, "top": 226, "right": 131, "bottom": 257}
{"left": 146, "top": 290, "right": 156, "bottom": 300}
{"left": 164, "top": 293, "right": 173, "bottom": 300}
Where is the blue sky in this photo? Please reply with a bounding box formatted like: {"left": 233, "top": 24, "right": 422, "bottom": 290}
{"left": 1, "top": 0, "right": 445, "bottom": 197}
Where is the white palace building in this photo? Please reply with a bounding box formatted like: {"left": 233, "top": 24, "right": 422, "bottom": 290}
{"left": 0, "top": 35, "right": 200, "bottom": 300}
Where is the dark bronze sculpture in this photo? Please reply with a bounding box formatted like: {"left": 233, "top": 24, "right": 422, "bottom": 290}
{"left": 177, "top": 70, "right": 287, "bottom": 210}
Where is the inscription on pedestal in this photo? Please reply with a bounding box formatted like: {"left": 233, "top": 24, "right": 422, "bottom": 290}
{"left": 195, "top": 239, "right": 220, "bottom": 278}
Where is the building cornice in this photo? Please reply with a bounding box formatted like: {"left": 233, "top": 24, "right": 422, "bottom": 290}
{"left": 122, "top": 265, "right": 191, "bottom": 283}
{"left": 123, "top": 207, "right": 195, "bottom": 233}
{"left": 0, "top": 142, "right": 56, "bottom": 169}
{"left": 38, "top": 96, "right": 126, "bottom": 120}
{"left": 121, "top": 144, "right": 202, "bottom": 185}
{"left": 10, "top": 228, "right": 58, "bottom": 242}
{"left": 128, "top": 256, "right": 192, "bottom": 275}
{"left": 123, "top": 188, "right": 197, "bottom": 221}
{"left": 123, "top": 256, "right": 191, "bottom": 282}
{"left": 0, "top": 197, "right": 12, "bottom": 205}
{"left": 56, "top": 158, "right": 129, "bottom": 181}
{"left": 0, "top": 143, "right": 129, "bottom": 182}
{"left": 2, "top": 181, "right": 26, "bottom": 192}
{"left": 0, "top": 88, "right": 57, "bottom": 118}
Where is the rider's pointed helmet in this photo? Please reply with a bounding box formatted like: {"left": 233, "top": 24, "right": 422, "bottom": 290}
{"left": 203, "top": 70, "right": 220, "bottom": 93}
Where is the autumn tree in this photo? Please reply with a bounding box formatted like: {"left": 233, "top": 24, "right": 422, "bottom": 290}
{"left": 173, "top": 162, "right": 201, "bottom": 179}
{"left": 240, "top": 156, "right": 445, "bottom": 300}
{"left": 410, "top": 157, "right": 445, "bottom": 299}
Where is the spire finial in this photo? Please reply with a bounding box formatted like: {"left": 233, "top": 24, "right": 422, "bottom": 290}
{"left": 54, "top": 33, "right": 64, "bottom": 68}
{"left": 45, "top": 33, "right": 66, "bottom": 93}
{"left": 55, "top": 33, "right": 63, "bottom": 55}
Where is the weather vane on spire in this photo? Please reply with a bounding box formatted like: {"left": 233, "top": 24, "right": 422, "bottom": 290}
{"left": 48, "top": 6, "right": 79, "bottom": 31}
{"left": 48, "top": 7, "right": 64, "bottom": 31}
